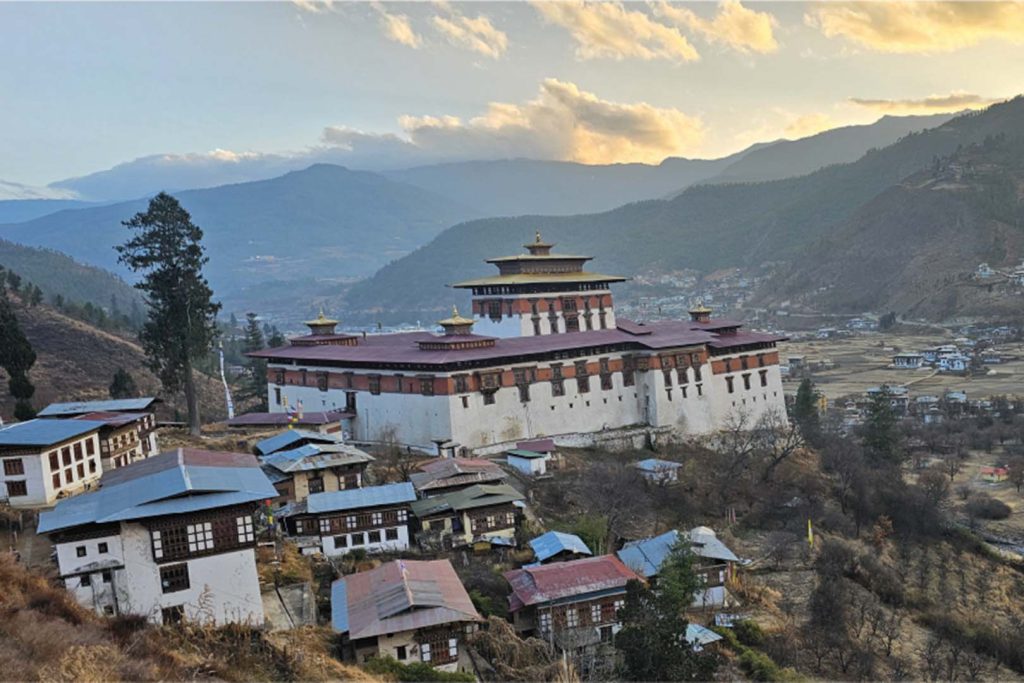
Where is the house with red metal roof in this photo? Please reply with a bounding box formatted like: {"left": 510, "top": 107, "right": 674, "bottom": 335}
{"left": 332, "top": 559, "right": 481, "bottom": 673}
{"left": 248, "top": 237, "right": 787, "bottom": 453}
{"left": 503, "top": 554, "right": 642, "bottom": 649}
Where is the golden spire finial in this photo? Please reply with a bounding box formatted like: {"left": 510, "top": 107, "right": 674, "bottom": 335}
{"left": 317, "top": 306, "right": 326, "bottom": 321}
{"left": 452, "top": 305, "right": 459, "bottom": 317}
{"left": 535, "top": 230, "right": 542, "bottom": 243}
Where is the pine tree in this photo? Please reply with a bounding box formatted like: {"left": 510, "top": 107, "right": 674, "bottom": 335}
{"left": 0, "top": 292, "right": 37, "bottom": 420}
{"left": 267, "top": 326, "right": 285, "bottom": 348}
{"left": 861, "top": 388, "right": 905, "bottom": 468}
{"left": 615, "top": 540, "right": 718, "bottom": 680}
{"left": 109, "top": 368, "right": 139, "bottom": 399}
{"left": 241, "top": 312, "right": 268, "bottom": 410}
{"left": 117, "top": 193, "right": 221, "bottom": 435}
{"left": 793, "top": 378, "right": 822, "bottom": 445}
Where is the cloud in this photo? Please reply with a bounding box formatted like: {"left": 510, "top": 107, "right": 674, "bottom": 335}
{"left": 431, "top": 5, "right": 508, "bottom": 58}
{"left": 396, "top": 78, "right": 705, "bottom": 164}
{"left": 533, "top": 1, "right": 699, "bottom": 62}
{"left": 807, "top": 1, "right": 1024, "bottom": 53}
{"left": 371, "top": 2, "right": 422, "bottom": 49}
{"left": 654, "top": 0, "right": 778, "bottom": 54}
{"left": 849, "top": 91, "right": 1004, "bottom": 114}
{"left": 291, "top": 0, "right": 335, "bottom": 14}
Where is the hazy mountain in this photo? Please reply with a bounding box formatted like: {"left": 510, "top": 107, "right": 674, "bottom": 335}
{"left": 0, "top": 180, "right": 78, "bottom": 201}
{"left": 382, "top": 155, "right": 746, "bottom": 217}
{"left": 0, "top": 199, "right": 98, "bottom": 224}
{"left": 0, "top": 238, "right": 141, "bottom": 308}
{"left": 701, "top": 112, "right": 957, "bottom": 186}
{"left": 1, "top": 164, "right": 477, "bottom": 310}
{"left": 761, "top": 136, "right": 1024, "bottom": 321}
{"left": 344, "top": 98, "right": 1024, "bottom": 323}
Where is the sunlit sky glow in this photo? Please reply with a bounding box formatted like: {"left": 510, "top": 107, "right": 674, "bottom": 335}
{"left": 2, "top": 1, "right": 1023, "bottom": 185}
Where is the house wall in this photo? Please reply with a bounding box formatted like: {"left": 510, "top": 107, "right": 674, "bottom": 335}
{"left": 355, "top": 629, "right": 465, "bottom": 674}
{"left": 118, "top": 523, "right": 264, "bottom": 625}
{"left": 321, "top": 525, "right": 410, "bottom": 556}
{"left": 1, "top": 432, "right": 103, "bottom": 508}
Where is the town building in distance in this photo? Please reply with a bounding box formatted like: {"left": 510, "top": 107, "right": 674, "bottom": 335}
{"left": 250, "top": 236, "right": 787, "bottom": 453}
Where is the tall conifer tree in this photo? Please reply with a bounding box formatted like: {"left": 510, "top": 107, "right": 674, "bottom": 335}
{"left": 117, "top": 193, "right": 220, "bottom": 435}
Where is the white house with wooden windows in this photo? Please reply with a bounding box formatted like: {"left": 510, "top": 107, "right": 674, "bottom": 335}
{"left": 38, "top": 448, "right": 277, "bottom": 625}
{"left": 0, "top": 419, "right": 105, "bottom": 508}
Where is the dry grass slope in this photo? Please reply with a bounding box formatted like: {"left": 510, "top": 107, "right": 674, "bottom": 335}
{"left": 0, "top": 554, "right": 376, "bottom": 682}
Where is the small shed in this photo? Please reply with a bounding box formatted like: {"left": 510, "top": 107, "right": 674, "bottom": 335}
{"left": 506, "top": 449, "right": 547, "bottom": 476}
{"left": 633, "top": 458, "right": 682, "bottom": 484}
{"left": 528, "top": 531, "right": 592, "bottom": 564}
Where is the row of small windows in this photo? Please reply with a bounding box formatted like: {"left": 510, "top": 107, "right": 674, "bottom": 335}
{"left": 151, "top": 515, "right": 255, "bottom": 562}
{"left": 725, "top": 370, "right": 770, "bottom": 394}
{"left": 332, "top": 528, "right": 401, "bottom": 548}
{"left": 538, "top": 599, "right": 625, "bottom": 634}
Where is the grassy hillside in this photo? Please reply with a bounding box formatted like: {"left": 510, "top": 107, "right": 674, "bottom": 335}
{"left": 0, "top": 553, "right": 374, "bottom": 682}
{"left": 344, "top": 97, "right": 1024, "bottom": 323}
{"left": 0, "top": 239, "right": 141, "bottom": 311}
{"left": 0, "top": 296, "right": 229, "bottom": 422}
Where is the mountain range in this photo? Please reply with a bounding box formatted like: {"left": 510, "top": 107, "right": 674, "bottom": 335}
{"left": 344, "top": 98, "right": 1024, "bottom": 323}
{"left": 0, "top": 165, "right": 478, "bottom": 316}
{"left": 0, "top": 108, "right": 1008, "bottom": 323}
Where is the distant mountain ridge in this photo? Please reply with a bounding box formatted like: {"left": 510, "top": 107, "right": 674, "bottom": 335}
{"left": 702, "top": 112, "right": 957, "bottom": 186}
{"left": 343, "top": 98, "right": 1024, "bottom": 323}
{"left": 0, "top": 164, "right": 478, "bottom": 313}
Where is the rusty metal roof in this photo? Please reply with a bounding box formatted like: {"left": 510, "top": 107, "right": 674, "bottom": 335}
{"left": 504, "top": 555, "right": 640, "bottom": 611}
{"left": 332, "top": 559, "right": 481, "bottom": 639}
{"left": 410, "top": 458, "right": 505, "bottom": 493}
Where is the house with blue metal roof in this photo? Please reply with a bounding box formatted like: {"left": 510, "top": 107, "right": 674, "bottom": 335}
{"left": 37, "top": 397, "right": 160, "bottom": 417}
{"left": 38, "top": 448, "right": 275, "bottom": 626}
{"left": 529, "top": 531, "right": 592, "bottom": 564}
{"left": 281, "top": 482, "right": 417, "bottom": 556}
{"left": 0, "top": 419, "right": 106, "bottom": 508}
{"left": 259, "top": 441, "right": 374, "bottom": 507}
{"left": 254, "top": 429, "right": 343, "bottom": 456}
{"left": 633, "top": 458, "right": 683, "bottom": 484}
{"left": 617, "top": 527, "right": 740, "bottom": 609}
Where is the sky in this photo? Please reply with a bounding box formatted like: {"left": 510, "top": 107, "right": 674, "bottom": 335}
{"left": 2, "top": 0, "right": 1023, "bottom": 188}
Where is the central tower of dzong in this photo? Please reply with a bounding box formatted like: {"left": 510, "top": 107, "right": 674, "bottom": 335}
{"left": 452, "top": 232, "right": 626, "bottom": 337}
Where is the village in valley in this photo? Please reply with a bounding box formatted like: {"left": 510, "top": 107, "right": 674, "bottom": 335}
{"left": 5, "top": 3, "right": 1024, "bottom": 681}
{"left": 3, "top": 222, "right": 1024, "bottom": 683}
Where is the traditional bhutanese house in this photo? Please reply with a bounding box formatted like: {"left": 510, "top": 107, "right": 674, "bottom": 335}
{"left": 0, "top": 419, "right": 105, "bottom": 508}
{"left": 686, "top": 624, "right": 723, "bottom": 652}
{"left": 980, "top": 466, "right": 1009, "bottom": 483}
{"left": 72, "top": 412, "right": 158, "bottom": 470}
{"left": 37, "top": 448, "right": 276, "bottom": 625}
{"left": 409, "top": 457, "right": 507, "bottom": 497}
{"left": 506, "top": 449, "right": 547, "bottom": 476}
{"left": 892, "top": 353, "right": 924, "bottom": 370}
{"left": 410, "top": 483, "right": 524, "bottom": 550}
{"left": 503, "top": 555, "right": 640, "bottom": 648}
{"left": 225, "top": 409, "right": 353, "bottom": 435}
{"left": 260, "top": 442, "right": 375, "bottom": 506}
{"left": 633, "top": 458, "right": 683, "bottom": 484}
{"left": 254, "top": 429, "right": 345, "bottom": 456}
{"left": 332, "top": 559, "right": 482, "bottom": 672}
{"left": 38, "top": 398, "right": 160, "bottom": 459}
{"left": 281, "top": 482, "right": 416, "bottom": 556}
{"left": 248, "top": 238, "right": 788, "bottom": 453}
{"left": 617, "top": 527, "right": 740, "bottom": 609}
{"left": 529, "top": 531, "right": 593, "bottom": 565}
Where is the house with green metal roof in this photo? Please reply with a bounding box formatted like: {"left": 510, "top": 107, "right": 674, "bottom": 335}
{"left": 410, "top": 483, "right": 525, "bottom": 549}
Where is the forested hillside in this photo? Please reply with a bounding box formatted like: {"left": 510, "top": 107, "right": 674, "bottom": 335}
{"left": 344, "top": 98, "right": 1024, "bottom": 323}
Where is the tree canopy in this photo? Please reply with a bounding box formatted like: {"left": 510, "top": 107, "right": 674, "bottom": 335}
{"left": 117, "top": 192, "right": 220, "bottom": 434}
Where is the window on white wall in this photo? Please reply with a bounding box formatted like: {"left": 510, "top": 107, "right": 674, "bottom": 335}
{"left": 187, "top": 522, "right": 214, "bottom": 552}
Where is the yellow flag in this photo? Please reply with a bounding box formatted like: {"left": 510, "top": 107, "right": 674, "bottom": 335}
{"left": 807, "top": 519, "right": 814, "bottom": 548}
